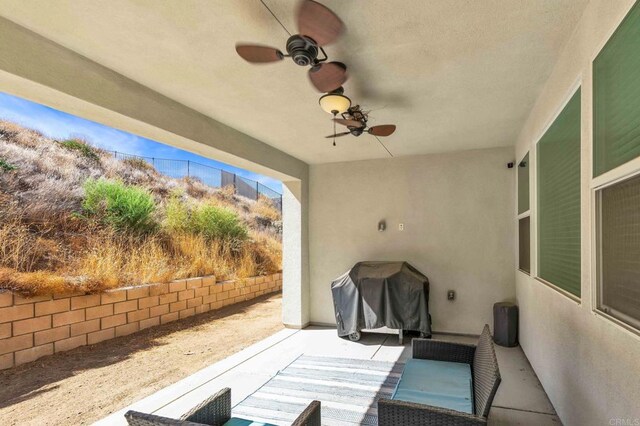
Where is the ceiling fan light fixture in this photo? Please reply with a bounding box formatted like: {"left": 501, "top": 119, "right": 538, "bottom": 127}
{"left": 319, "top": 90, "right": 351, "bottom": 115}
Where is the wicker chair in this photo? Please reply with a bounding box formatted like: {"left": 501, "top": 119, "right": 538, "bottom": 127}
{"left": 125, "top": 388, "right": 321, "bottom": 426}
{"left": 378, "top": 324, "right": 501, "bottom": 425}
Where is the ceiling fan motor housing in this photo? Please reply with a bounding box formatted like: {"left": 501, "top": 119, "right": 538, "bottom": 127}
{"left": 286, "top": 35, "right": 319, "bottom": 66}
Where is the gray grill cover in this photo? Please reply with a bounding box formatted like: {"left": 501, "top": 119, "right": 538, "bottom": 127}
{"left": 331, "top": 261, "right": 431, "bottom": 337}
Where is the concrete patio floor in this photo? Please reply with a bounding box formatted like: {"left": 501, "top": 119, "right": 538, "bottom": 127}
{"left": 96, "top": 326, "right": 560, "bottom": 425}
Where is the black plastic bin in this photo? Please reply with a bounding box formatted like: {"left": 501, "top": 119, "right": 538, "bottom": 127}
{"left": 493, "top": 302, "right": 518, "bottom": 347}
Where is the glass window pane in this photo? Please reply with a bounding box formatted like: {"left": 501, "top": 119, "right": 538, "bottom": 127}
{"left": 598, "top": 173, "right": 640, "bottom": 329}
{"left": 519, "top": 217, "right": 530, "bottom": 274}
{"left": 593, "top": 2, "right": 640, "bottom": 176}
{"left": 537, "top": 89, "right": 581, "bottom": 297}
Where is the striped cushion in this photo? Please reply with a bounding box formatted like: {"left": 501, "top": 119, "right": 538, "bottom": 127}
{"left": 392, "top": 358, "right": 474, "bottom": 414}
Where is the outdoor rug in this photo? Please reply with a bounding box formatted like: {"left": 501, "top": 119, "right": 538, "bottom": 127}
{"left": 233, "top": 354, "right": 404, "bottom": 426}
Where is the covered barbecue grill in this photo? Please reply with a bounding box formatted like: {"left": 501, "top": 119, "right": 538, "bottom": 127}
{"left": 331, "top": 261, "right": 431, "bottom": 342}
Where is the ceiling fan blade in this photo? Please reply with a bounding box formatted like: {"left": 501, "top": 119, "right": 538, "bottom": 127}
{"left": 333, "top": 118, "right": 363, "bottom": 128}
{"left": 368, "top": 125, "right": 397, "bottom": 137}
{"left": 297, "top": 0, "right": 345, "bottom": 46}
{"left": 325, "top": 132, "right": 351, "bottom": 138}
{"left": 308, "top": 62, "right": 348, "bottom": 92}
{"left": 235, "top": 44, "right": 284, "bottom": 63}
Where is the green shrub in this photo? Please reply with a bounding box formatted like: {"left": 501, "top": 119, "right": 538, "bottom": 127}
{"left": 164, "top": 192, "right": 190, "bottom": 234}
{"left": 59, "top": 139, "right": 100, "bottom": 162}
{"left": 163, "top": 194, "right": 247, "bottom": 243}
{"left": 0, "top": 158, "right": 16, "bottom": 172}
{"left": 82, "top": 178, "right": 156, "bottom": 233}
{"left": 190, "top": 204, "right": 248, "bottom": 242}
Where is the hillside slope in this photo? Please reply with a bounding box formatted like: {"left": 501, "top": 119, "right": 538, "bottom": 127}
{"left": 0, "top": 120, "right": 282, "bottom": 296}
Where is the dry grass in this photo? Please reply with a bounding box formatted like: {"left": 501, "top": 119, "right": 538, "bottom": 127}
{"left": 252, "top": 195, "right": 281, "bottom": 221}
{"left": 216, "top": 185, "right": 238, "bottom": 203}
{"left": 0, "top": 218, "right": 43, "bottom": 272}
{"left": 70, "top": 232, "right": 175, "bottom": 291}
{"left": 241, "top": 231, "right": 283, "bottom": 276}
{"left": 0, "top": 119, "right": 282, "bottom": 296}
{"left": 64, "top": 230, "right": 281, "bottom": 294}
{"left": 0, "top": 204, "right": 282, "bottom": 296}
{"left": 122, "top": 157, "right": 157, "bottom": 173}
{"left": 0, "top": 268, "right": 72, "bottom": 297}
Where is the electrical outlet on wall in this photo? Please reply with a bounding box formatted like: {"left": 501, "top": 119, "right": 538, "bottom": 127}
{"left": 399, "top": 223, "right": 404, "bottom": 231}
{"left": 447, "top": 290, "right": 456, "bottom": 301}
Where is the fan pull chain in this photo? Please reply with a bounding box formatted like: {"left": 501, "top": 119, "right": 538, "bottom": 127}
{"left": 332, "top": 112, "right": 337, "bottom": 146}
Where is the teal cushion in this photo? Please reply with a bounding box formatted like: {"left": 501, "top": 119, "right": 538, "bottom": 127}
{"left": 223, "top": 418, "right": 277, "bottom": 426}
{"left": 392, "top": 358, "right": 474, "bottom": 414}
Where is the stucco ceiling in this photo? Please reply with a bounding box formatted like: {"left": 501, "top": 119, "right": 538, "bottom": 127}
{"left": 0, "top": 0, "right": 589, "bottom": 164}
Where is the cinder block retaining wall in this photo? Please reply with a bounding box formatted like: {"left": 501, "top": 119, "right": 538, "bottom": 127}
{"left": 0, "top": 273, "right": 282, "bottom": 370}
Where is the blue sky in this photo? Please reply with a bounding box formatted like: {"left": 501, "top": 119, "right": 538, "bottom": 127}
{"left": 0, "top": 91, "right": 282, "bottom": 192}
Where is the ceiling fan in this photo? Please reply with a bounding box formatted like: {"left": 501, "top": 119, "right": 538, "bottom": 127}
{"left": 326, "top": 105, "right": 397, "bottom": 143}
{"left": 235, "top": 0, "right": 348, "bottom": 93}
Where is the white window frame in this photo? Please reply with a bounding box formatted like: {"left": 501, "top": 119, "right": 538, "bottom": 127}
{"left": 587, "top": 0, "right": 640, "bottom": 337}
{"left": 517, "top": 152, "right": 531, "bottom": 276}
{"left": 590, "top": 163, "right": 640, "bottom": 337}
{"left": 517, "top": 213, "right": 531, "bottom": 276}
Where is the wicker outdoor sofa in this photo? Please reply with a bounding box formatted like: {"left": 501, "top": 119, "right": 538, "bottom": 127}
{"left": 378, "top": 324, "right": 501, "bottom": 425}
{"left": 125, "top": 387, "right": 321, "bottom": 426}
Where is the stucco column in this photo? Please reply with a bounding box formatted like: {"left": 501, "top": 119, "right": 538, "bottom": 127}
{"left": 282, "top": 179, "right": 310, "bottom": 328}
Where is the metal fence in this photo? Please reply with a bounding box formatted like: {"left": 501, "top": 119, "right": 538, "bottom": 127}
{"left": 112, "top": 151, "right": 282, "bottom": 210}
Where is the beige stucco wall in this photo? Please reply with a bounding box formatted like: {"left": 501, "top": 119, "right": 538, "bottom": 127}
{"left": 514, "top": 0, "right": 640, "bottom": 424}
{"left": 282, "top": 180, "right": 310, "bottom": 328}
{"left": 308, "top": 147, "right": 515, "bottom": 334}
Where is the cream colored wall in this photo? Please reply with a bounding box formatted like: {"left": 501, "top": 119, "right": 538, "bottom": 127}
{"left": 308, "top": 147, "right": 515, "bottom": 334}
{"left": 514, "top": 0, "right": 640, "bottom": 424}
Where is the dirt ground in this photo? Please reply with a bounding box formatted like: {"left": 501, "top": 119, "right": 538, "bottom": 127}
{"left": 0, "top": 293, "right": 284, "bottom": 426}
